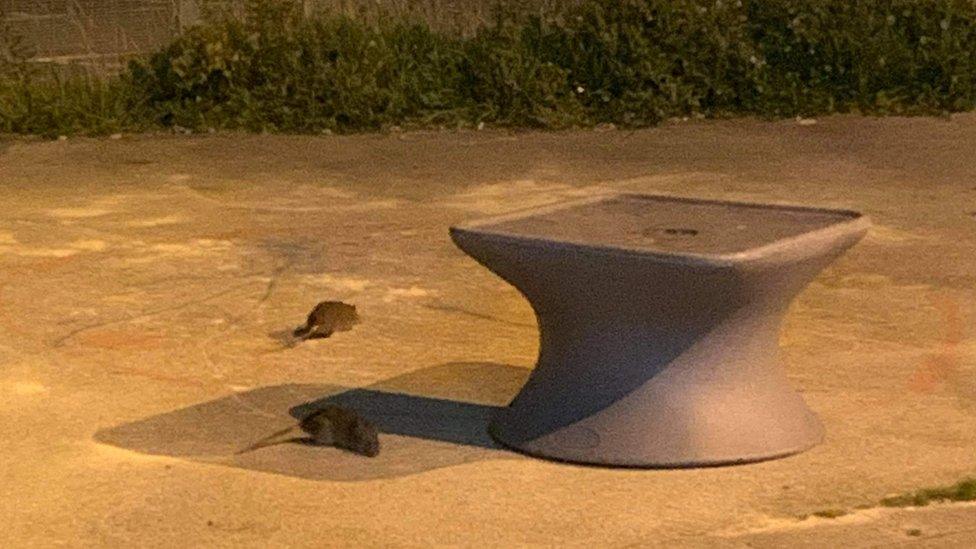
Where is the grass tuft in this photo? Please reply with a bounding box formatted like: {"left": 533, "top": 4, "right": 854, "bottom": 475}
{"left": 810, "top": 508, "right": 849, "bottom": 519}
{"left": 880, "top": 477, "right": 976, "bottom": 507}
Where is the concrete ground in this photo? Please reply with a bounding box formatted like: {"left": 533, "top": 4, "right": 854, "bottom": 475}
{"left": 1, "top": 115, "right": 975, "bottom": 547}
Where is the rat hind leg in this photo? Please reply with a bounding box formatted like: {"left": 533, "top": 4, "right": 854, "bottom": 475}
{"left": 304, "top": 327, "right": 335, "bottom": 339}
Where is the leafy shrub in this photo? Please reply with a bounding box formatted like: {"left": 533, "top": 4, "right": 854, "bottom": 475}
{"left": 459, "top": 7, "right": 585, "bottom": 127}
{"left": 5, "top": 0, "right": 976, "bottom": 136}
{"left": 537, "top": 0, "right": 765, "bottom": 124}
{"left": 748, "top": 0, "right": 976, "bottom": 116}
{"left": 126, "top": 1, "right": 473, "bottom": 132}
{"left": 1, "top": 10, "right": 142, "bottom": 137}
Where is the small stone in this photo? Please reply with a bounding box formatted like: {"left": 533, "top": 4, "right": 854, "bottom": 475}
{"left": 477, "top": 122, "right": 485, "bottom": 131}
{"left": 57, "top": 135, "right": 68, "bottom": 141}
{"left": 796, "top": 117, "right": 818, "bottom": 126}
{"left": 109, "top": 133, "right": 122, "bottom": 140}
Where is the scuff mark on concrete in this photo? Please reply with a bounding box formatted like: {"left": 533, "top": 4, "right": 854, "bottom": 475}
{"left": 125, "top": 215, "right": 186, "bottom": 228}
{"left": 382, "top": 286, "right": 433, "bottom": 302}
{"left": 46, "top": 207, "right": 115, "bottom": 219}
{"left": 51, "top": 280, "right": 258, "bottom": 347}
{"left": 437, "top": 180, "right": 613, "bottom": 215}
{"left": 299, "top": 273, "right": 371, "bottom": 293}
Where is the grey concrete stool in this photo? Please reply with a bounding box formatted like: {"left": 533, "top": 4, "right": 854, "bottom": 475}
{"left": 449, "top": 193, "right": 870, "bottom": 467}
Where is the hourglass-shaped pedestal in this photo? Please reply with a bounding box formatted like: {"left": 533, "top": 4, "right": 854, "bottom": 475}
{"left": 450, "top": 193, "right": 869, "bottom": 467}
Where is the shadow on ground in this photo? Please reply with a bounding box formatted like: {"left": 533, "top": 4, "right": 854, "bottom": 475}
{"left": 95, "top": 362, "right": 530, "bottom": 481}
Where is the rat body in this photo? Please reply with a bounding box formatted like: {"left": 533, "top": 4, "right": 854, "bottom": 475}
{"left": 236, "top": 405, "right": 380, "bottom": 457}
{"left": 293, "top": 301, "right": 360, "bottom": 340}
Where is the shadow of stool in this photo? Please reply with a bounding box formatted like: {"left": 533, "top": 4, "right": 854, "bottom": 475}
{"left": 95, "top": 362, "right": 530, "bottom": 481}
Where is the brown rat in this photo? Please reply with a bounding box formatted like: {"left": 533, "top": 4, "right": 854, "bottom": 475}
{"left": 293, "top": 301, "right": 360, "bottom": 340}
{"left": 235, "top": 405, "right": 380, "bottom": 457}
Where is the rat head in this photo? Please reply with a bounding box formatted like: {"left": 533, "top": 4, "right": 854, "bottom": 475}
{"left": 347, "top": 417, "right": 380, "bottom": 457}
{"left": 325, "top": 301, "right": 360, "bottom": 324}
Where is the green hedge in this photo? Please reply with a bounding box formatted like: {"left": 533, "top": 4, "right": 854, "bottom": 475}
{"left": 4, "top": 0, "right": 976, "bottom": 136}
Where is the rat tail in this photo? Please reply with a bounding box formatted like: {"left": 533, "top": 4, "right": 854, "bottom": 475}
{"left": 235, "top": 425, "right": 299, "bottom": 455}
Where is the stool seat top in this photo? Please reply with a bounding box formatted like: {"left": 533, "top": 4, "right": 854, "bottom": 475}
{"left": 451, "top": 193, "right": 866, "bottom": 258}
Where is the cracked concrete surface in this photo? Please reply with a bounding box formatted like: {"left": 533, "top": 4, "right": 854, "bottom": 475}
{"left": 2, "top": 117, "right": 976, "bottom": 546}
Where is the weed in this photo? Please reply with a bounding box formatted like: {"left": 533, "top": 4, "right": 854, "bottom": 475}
{"left": 810, "top": 508, "right": 848, "bottom": 519}
{"left": 880, "top": 477, "right": 976, "bottom": 507}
